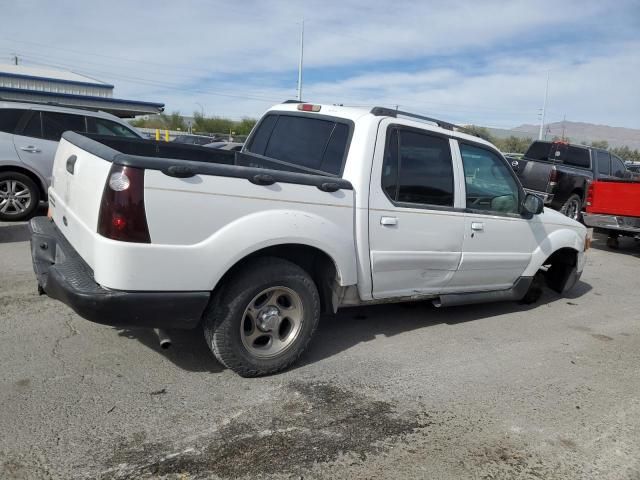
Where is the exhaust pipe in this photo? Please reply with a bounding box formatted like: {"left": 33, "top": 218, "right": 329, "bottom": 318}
{"left": 154, "top": 329, "right": 172, "bottom": 349}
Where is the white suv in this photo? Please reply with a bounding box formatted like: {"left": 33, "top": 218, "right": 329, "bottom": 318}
{"left": 0, "top": 102, "right": 141, "bottom": 220}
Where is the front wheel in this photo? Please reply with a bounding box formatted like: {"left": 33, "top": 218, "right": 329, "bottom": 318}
{"left": 560, "top": 194, "right": 582, "bottom": 222}
{"left": 203, "top": 257, "right": 321, "bottom": 377}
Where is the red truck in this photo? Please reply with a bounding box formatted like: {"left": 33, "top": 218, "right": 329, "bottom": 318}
{"left": 583, "top": 179, "right": 640, "bottom": 248}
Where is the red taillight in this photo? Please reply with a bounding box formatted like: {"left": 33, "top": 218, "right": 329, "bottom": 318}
{"left": 586, "top": 182, "right": 594, "bottom": 207}
{"left": 549, "top": 168, "right": 559, "bottom": 184}
{"left": 98, "top": 165, "right": 150, "bottom": 243}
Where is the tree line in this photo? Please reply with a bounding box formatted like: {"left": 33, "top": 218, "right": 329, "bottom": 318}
{"left": 462, "top": 125, "right": 640, "bottom": 163}
{"left": 130, "top": 111, "right": 258, "bottom": 136}
{"left": 130, "top": 114, "right": 640, "bottom": 163}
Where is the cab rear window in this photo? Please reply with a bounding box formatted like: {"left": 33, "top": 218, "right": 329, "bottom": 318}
{"left": 245, "top": 113, "right": 351, "bottom": 175}
{"left": 524, "top": 141, "right": 590, "bottom": 168}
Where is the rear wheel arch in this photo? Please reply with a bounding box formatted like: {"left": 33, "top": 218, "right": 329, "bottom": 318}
{"left": 211, "top": 243, "right": 343, "bottom": 316}
{"left": 571, "top": 187, "right": 584, "bottom": 200}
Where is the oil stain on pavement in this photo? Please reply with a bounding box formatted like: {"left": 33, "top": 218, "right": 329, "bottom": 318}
{"left": 101, "top": 381, "right": 427, "bottom": 479}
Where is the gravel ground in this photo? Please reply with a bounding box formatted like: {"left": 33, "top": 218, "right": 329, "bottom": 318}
{"left": 1, "top": 220, "right": 639, "bottom": 479}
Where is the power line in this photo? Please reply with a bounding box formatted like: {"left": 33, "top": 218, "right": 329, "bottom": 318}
{"left": 9, "top": 54, "right": 284, "bottom": 104}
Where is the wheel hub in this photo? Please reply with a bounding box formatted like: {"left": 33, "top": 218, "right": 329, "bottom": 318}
{"left": 257, "top": 305, "right": 281, "bottom": 332}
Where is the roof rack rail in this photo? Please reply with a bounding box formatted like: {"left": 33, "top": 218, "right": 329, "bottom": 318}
{"left": 283, "top": 99, "right": 303, "bottom": 104}
{"left": 370, "top": 106, "right": 457, "bottom": 131}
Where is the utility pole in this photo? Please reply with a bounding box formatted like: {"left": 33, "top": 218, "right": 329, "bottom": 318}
{"left": 12, "top": 54, "right": 19, "bottom": 65}
{"left": 561, "top": 114, "right": 566, "bottom": 141}
{"left": 538, "top": 71, "right": 549, "bottom": 140}
{"left": 297, "top": 18, "right": 304, "bottom": 101}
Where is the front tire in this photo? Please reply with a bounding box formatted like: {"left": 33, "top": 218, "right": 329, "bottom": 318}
{"left": 0, "top": 172, "right": 40, "bottom": 221}
{"left": 203, "top": 257, "right": 321, "bottom": 377}
{"left": 560, "top": 194, "right": 582, "bottom": 222}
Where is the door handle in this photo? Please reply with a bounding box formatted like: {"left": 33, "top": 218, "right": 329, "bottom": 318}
{"left": 20, "top": 146, "right": 41, "bottom": 153}
{"left": 471, "top": 222, "right": 484, "bottom": 231}
{"left": 380, "top": 216, "right": 398, "bottom": 226}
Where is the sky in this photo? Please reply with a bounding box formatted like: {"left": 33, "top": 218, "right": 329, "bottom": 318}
{"left": 1, "top": 0, "right": 639, "bottom": 129}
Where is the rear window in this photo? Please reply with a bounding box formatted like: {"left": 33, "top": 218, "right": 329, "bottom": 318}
{"left": 246, "top": 113, "right": 351, "bottom": 175}
{"left": 524, "top": 141, "right": 590, "bottom": 168}
{"left": 524, "top": 141, "right": 551, "bottom": 160}
{"left": 562, "top": 146, "right": 590, "bottom": 168}
{"left": 0, "top": 108, "right": 25, "bottom": 134}
{"left": 42, "top": 112, "right": 86, "bottom": 141}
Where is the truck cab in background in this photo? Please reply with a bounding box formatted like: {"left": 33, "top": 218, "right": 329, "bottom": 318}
{"left": 511, "top": 140, "right": 634, "bottom": 221}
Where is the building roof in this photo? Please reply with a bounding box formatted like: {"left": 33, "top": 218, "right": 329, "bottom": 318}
{"left": 0, "top": 63, "right": 164, "bottom": 117}
{"left": 0, "top": 87, "right": 164, "bottom": 118}
{"left": 0, "top": 63, "right": 113, "bottom": 88}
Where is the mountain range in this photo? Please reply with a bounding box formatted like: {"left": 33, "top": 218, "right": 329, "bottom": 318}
{"left": 488, "top": 121, "right": 640, "bottom": 150}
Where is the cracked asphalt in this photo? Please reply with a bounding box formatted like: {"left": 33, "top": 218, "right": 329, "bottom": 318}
{"left": 1, "top": 219, "right": 640, "bottom": 479}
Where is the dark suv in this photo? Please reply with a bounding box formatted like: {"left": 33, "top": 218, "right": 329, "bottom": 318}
{"left": 510, "top": 140, "right": 635, "bottom": 220}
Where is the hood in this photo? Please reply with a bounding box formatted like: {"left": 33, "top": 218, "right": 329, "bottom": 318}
{"left": 539, "top": 207, "right": 586, "bottom": 232}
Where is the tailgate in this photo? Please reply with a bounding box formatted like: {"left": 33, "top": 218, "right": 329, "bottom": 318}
{"left": 516, "top": 159, "right": 554, "bottom": 192}
{"left": 588, "top": 181, "right": 640, "bottom": 217}
{"left": 48, "top": 136, "right": 112, "bottom": 270}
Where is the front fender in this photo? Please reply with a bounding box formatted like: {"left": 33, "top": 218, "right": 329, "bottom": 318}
{"left": 522, "top": 227, "right": 585, "bottom": 277}
{"left": 201, "top": 208, "right": 358, "bottom": 289}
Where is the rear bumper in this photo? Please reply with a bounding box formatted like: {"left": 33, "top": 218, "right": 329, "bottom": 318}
{"left": 28, "top": 217, "right": 210, "bottom": 329}
{"left": 582, "top": 212, "right": 640, "bottom": 234}
{"left": 524, "top": 188, "right": 554, "bottom": 205}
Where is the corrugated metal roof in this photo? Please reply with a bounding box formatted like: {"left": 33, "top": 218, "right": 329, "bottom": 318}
{"left": 0, "top": 87, "right": 164, "bottom": 118}
{"left": 0, "top": 63, "right": 111, "bottom": 87}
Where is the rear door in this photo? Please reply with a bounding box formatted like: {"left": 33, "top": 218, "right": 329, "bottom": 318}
{"left": 368, "top": 122, "right": 465, "bottom": 299}
{"left": 13, "top": 111, "right": 86, "bottom": 184}
{"left": 450, "top": 141, "right": 538, "bottom": 290}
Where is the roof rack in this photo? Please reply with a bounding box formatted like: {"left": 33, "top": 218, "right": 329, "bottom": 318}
{"left": 370, "top": 106, "right": 457, "bottom": 131}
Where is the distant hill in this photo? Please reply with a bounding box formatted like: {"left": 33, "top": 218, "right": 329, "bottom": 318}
{"left": 510, "top": 121, "right": 640, "bottom": 149}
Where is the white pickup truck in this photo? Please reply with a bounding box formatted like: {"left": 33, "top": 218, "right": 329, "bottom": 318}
{"left": 29, "top": 102, "right": 588, "bottom": 376}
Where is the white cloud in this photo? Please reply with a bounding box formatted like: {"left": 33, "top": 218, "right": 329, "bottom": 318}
{"left": 1, "top": 0, "right": 638, "bottom": 127}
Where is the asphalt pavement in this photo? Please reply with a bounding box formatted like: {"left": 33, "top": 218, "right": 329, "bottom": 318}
{"left": 1, "top": 220, "right": 639, "bottom": 479}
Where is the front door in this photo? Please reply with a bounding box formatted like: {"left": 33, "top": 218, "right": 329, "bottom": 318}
{"left": 368, "top": 123, "right": 465, "bottom": 299}
{"left": 450, "top": 141, "right": 538, "bottom": 290}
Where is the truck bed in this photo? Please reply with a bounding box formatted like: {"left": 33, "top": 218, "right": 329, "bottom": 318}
{"left": 47, "top": 132, "right": 357, "bottom": 292}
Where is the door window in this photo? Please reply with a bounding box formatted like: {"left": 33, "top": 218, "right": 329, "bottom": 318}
{"left": 21, "top": 112, "right": 43, "bottom": 138}
{"left": 86, "top": 117, "right": 138, "bottom": 138}
{"left": 381, "top": 128, "right": 454, "bottom": 207}
{"left": 41, "top": 112, "right": 86, "bottom": 141}
{"left": 0, "top": 109, "right": 26, "bottom": 134}
{"left": 460, "top": 143, "right": 520, "bottom": 215}
{"left": 596, "top": 150, "right": 610, "bottom": 176}
{"left": 611, "top": 156, "right": 626, "bottom": 178}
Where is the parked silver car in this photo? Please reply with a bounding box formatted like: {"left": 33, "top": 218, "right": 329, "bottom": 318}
{"left": 0, "top": 102, "right": 142, "bottom": 220}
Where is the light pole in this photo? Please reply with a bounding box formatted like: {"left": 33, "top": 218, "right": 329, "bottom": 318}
{"left": 538, "top": 72, "right": 549, "bottom": 141}
{"left": 195, "top": 102, "right": 205, "bottom": 118}
{"left": 297, "top": 18, "right": 304, "bottom": 101}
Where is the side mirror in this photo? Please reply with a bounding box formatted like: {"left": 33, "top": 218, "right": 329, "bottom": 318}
{"left": 522, "top": 193, "right": 544, "bottom": 215}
